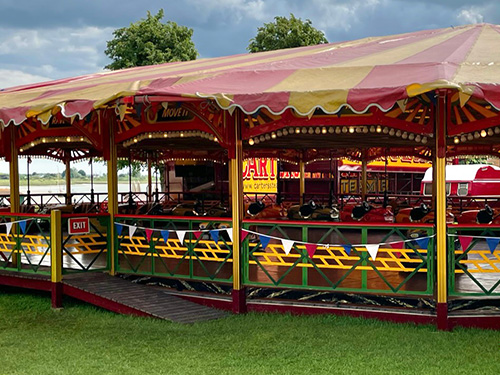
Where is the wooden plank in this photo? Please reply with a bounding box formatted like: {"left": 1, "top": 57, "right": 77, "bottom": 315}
{"left": 60, "top": 272, "right": 227, "bottom": 323}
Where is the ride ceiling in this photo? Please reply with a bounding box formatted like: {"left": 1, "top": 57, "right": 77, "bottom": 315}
{"left": 1, "top": 23, "right": 500, "bottom": 162}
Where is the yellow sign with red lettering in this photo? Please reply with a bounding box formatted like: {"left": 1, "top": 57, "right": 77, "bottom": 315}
{"left": 341, "top": 157, "right": 431, "bottom": 169}
{"left": 243, "top": 158, "right": 277, "bottom": 193}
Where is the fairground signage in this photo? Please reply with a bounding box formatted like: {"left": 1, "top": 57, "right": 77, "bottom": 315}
{"left": 243, "top": 158, "right": 278, "bottom": 193}
{"left": 68, "top": 217, "right": 90, "bottom": 235}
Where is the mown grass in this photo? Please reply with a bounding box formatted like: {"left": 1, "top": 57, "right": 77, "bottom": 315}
{"left": 0, "top": 289, "right": 499, "bottom": 375}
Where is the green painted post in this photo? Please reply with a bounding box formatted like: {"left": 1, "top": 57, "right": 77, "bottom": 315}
{"left": 302, "top": 225, "right": 308, "bottom": 287}
{"left": 189, "top": 220, "right": 193, "bottom": 279}
{"left": 361, "top": 227, "right": 368, "bottom": 290}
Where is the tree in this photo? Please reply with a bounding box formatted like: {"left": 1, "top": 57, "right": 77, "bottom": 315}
{"left": 78, "top": 170, "right": 86, "bottom": 177}
{"left": 104, "top": 9, "right": 198, "bottom": 70}
{"left": 247, "top": 14, "right": 328, "bottom": 53}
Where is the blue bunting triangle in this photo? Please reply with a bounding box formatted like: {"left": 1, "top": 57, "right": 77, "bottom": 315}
{"left": 19, "top": 220, "right": 27, "bottom": 234}
{"left": 415, "top": 237, "right": 430, "bottom": 249}
{"left": 342, "top": 244, "right": 352, "bottom": 255}
{"left": 161, "top": 230, "right": 170, "bottom": 243}
{"left": 210, "top": 230, "right": 220, "bottom": 243}
{"left": 115, "top": 223, "right": 123, "bottom": 236}
{"left": 259, "top": 235, "right": 271, "bottom": 249}
{"left": 486, "top": 237, "right": 500, "bottom": 254}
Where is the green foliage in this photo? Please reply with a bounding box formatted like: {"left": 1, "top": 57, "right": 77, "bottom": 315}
{"left": 117, "top": 159, "right": 142, "bottom": 178}
{"left": 61, "top": 167, "right": 81, "bottom": 179}
{"left": 457, "top": 157, "right": 489, "bottom": 165}
{"left": 247, "top": 13, "right": 328, "bottom": 53}
{"left": 78, "top": 169, "right": 86, "bottom": 177}
{"left": 104, "top": 9, "right": 198, "bottom": 70}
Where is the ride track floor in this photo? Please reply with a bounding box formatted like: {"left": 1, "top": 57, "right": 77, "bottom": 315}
{"left": 0, "top": 270, "right": 227, "bottom": 324}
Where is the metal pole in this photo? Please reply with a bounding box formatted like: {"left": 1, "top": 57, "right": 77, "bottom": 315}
{"left": 299, "top": 156, "right": 305, "bottom": 205}
{"left": 65, "top": 159, "right": 71, "bottom": 205}
{"left": 51, "top": 209, "right": 63, "bottom": 308}
{"left": 361, "top": 151, "right": 367, "bottom": 201}
{"left": 435, "top": 90, "right": 448, "bottom": 330}
{"left": 230, "top": 110, "right": 245, "bottom": 313}
{"left": 106, "top": 112, "right": 118, "bottom": 276}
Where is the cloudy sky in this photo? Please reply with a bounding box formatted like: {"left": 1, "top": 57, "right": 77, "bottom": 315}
{"left": 0, "top": 0, "right": 498, "bottom": 174}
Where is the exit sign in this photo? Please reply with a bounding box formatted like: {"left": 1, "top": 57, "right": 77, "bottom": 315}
{"left": 68, "top": 217, "right": 90, "bottom": 235}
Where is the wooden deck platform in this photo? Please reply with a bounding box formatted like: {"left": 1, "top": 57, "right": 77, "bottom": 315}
{"left": 0, "top": 271, "right": 227, "bottom": 323}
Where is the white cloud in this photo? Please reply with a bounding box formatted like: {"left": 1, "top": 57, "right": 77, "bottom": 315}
{"left": 310, "top": 0, "right": 383, "bottom": 32}
{"left": 0, "top": 69, "right": 51, "bottom": 89}
{"left": 457, "top": 7, "right": 485, "bottom": 24}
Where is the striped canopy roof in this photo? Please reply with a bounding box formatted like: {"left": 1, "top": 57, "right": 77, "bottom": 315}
{"left": 1, "top": 23, "right": 500, "bottom": 126}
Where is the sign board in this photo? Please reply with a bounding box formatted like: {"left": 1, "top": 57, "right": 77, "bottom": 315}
{"left": 68, "top": 217, "right": 90, "bottom": 235}
{"left": 243, "top": 158, "right": 278, "bottom": 193}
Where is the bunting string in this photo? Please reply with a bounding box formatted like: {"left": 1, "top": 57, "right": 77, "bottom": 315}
{"left": 240, "top": 228, "right": 436, "bottom": 248}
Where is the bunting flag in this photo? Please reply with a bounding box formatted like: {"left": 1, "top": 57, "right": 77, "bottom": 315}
{"left": 193, "top": 231, "right": 202, "bottom": 240}
{"left": 415, "top": 237, "right": 430, "bottom": 249}
{"left": 161, "top": 230, "right": 170, "bottom": 243}
{"left": 459, "top": 235, "right": 473, "bottom": 252}
{"left": 259, "top": 235, "right": 271, "bottom": 250}
{"left": 486, "top": 237, "right": 500, "bottom": 254}
{"left": 365, "top": 244, "right": 380, "bottom": 261}
{"left": 145, "top": 229, "right": 153, "bottom": 242}
{"left": 129, "top": 225, "right": 137, "bottom": 240}
{"left": 281, "top": 239, "right": 294, "bottom": 255}
{"left": 240, "top": 230, "right": 249, "bottom": 242}
{"left": 342, "top": 244, "right": 352, "bottom": 255}
{"left": 390, "top": 242, "right": 405, "bottom": 258}
{"left": 115, "top": 223, "right": 123, "bottom": 236}
{"left": 177, "top": 230, "right": 187, "bottom": 245}
{"left": 226, "top": 228, "right": 233, "bottom": 243}
{"left": 305, "top": 244, "right": 317, "bottom": 258}
{"left": 209, "top": 230, "right": 219, "bottom": 243}
{"left": 5, "top": 222, "right": 12, "bottom": 235}
{"left": 19, "top": 220, "right": 27, "bottom": 234}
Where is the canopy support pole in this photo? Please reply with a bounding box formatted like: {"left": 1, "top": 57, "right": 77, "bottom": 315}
{"left": 65, "top": 159, "right": 71, "bottom": 205}
{"left": 147, "top": 156, "right": 152, "bottom": 202}
{"left": 435, "top": 90, "right": 448, "bottom": 330}
{"left": 361, "top": 151, "right": 367, "bottom": 201}
{"left": 229, "top": 110, "right": 246, "bottom": 313}
{"left": 299, "top": 156, "right": 305, "bottom": 205}
{"left": 105, "top": 113, "right": 118, "bottom": 276}
{"left": 9, "top": 126, "right": 19, "bottom": 268}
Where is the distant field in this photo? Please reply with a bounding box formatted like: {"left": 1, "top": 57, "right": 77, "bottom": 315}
{"left": 0, "top": 289, "right": 499, "bottom": 375}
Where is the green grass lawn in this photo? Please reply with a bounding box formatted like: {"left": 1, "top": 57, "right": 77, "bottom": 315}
{"left": 0, "top": 289, "right": 499, "bottom": 375}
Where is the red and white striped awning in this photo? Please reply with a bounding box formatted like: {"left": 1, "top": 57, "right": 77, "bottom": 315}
{"left": 1, "top": 23, "right": 500, "bottom": 126}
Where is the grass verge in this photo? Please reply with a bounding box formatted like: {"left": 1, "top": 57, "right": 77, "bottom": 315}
{"left": 0, "top": 289, "right": 499, "bottom": 375}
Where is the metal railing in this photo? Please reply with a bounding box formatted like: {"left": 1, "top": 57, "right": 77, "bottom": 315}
{"left": 242, "top": 219, "right": 435, "bottom": 295}
{"left": 114, "top": 214, "right": 233, "bottom": 282}
{"left": 448, "top": 224, "right": 500, "bottom": 296}
{"left": 61, "top": 213, "right": 110, "bottom": 273}
{"left": 0, "top": 213, "right": 52, "bottom": 274}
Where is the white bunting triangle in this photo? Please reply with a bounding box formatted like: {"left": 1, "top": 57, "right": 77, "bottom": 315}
{"left": 226, "top": 228, "right": 233, "bottom": 243}
{"left": 177, "top": 230, "right": 187, "bottom": 244}
{"left": 5, "top": 222, "right": 12, "bottom": 235}
{"left": 365, "top": 244, "right": 380, "bottom": 261}
{"left": 281, "top": 239, "right": 294, "bottom": 255}
{"left": 129, "top": 225, "right": 137, "bottom": 240}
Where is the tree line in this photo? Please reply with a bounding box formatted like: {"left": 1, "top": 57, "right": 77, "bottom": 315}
{"left": 105, "top": 9, "right": 328, "bottom": 70}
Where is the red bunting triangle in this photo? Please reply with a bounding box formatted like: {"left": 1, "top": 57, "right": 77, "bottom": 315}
{"left": 305, "top": 244, "right": 317, "bottom": 258}
{"left": 145, "top": 229, "right": 153, "bottom": 242}
{"left": 193, "top": 231, "right": 202, "bottom": 240}
{"left": 459, "top": 236, "right": 473, "bottom": 252}
{"left": 390, "top": 241, "right": 405, "bottom": 258}
{"left": 241, "top": 230, "right": 249, "bottom": 242}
